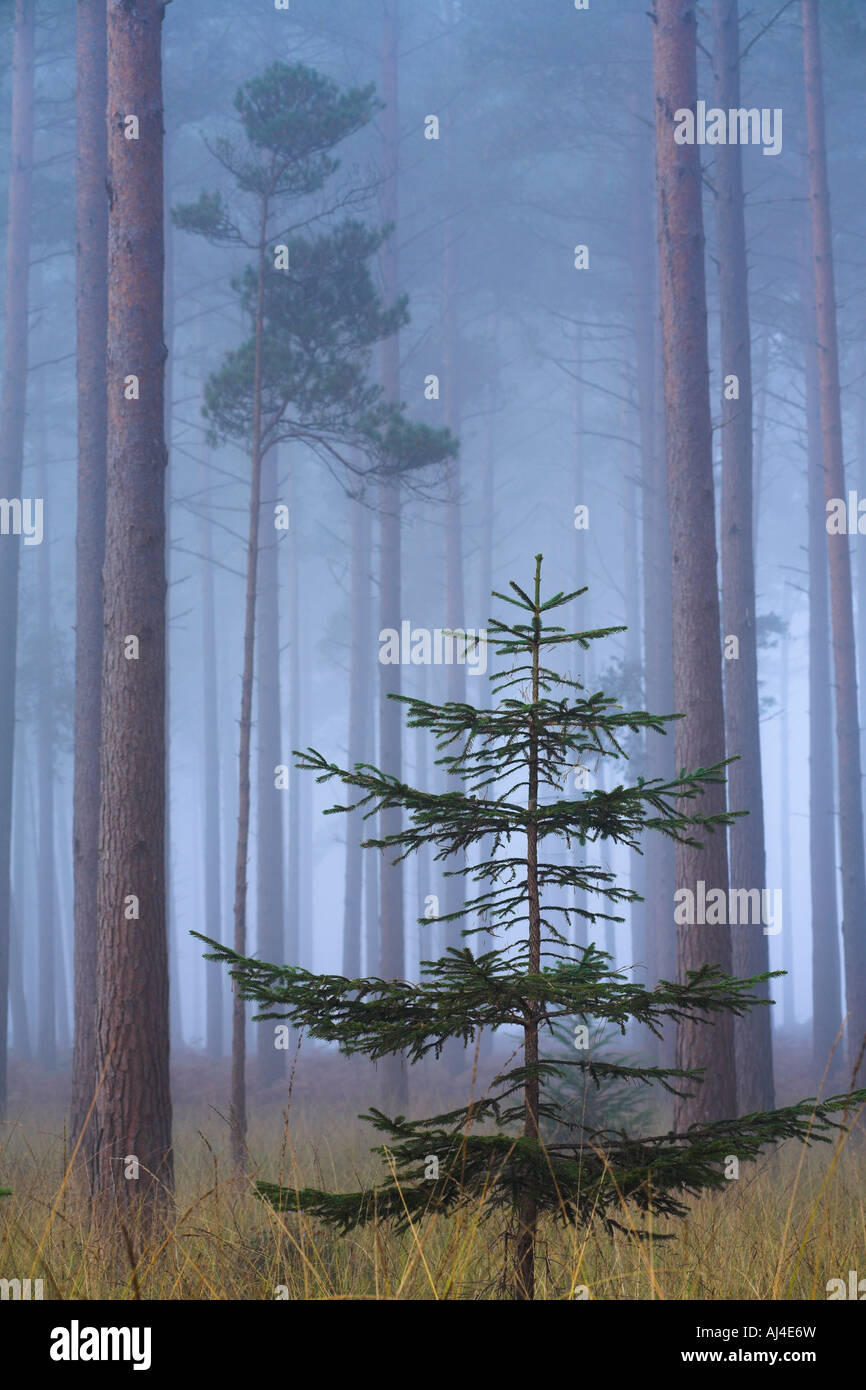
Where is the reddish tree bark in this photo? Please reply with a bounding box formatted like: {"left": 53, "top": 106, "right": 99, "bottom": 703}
{"left": 0, "top": 0, "right": 35, "bottom": 1122}
{"left": 94, "top": 0, "right": 173, "bottom": 1218}
{"left": 713, "top": 0, "right": 773, "bottom": 1111}
{"left": 72, "top": 0, "right": 107, "bottom": 1157}
{"left": 632, "top": 127, "right": 676, "bottom": 1060}
{"left": 803, "top": 0, "right": 866, "bottom": 1081}
{"left": 652, "top": 0, "right": 736, "bottom": 1124}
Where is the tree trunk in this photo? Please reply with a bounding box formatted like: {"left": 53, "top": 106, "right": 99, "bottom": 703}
{"left": 37, "top": 457, "right": 56, "bottom": 1070}
{"left": 378, "top": 0, "right": 408, "bottom": 1110}
{"left": 55, "top": 795, "right": 73, "bottom": 1056}
{"left": 199, "top": 455, "right": 223, "bottom": 1062}
{"left": 163, "top": 132, "right": 182, "bottom": 1051}
{"left": 9, "top": 890, "right": 30, "bottom": 1061}
{"left": 343, "top": 488, "right": 372, "bottom": 978}
{"left": 571, "top": 325, "right": 590, "bottom": 953}
{"left": 0, "top": 0, "right": 35, "bottom": 1123}
{"left": 632, "top": 133, "right": 675, "bottom": 1060}
{"left": 652, "top": 0, "right": 736, "bottom": 1125}
{"left": 256, "top": 444, "right": 285, "bottom": 1083}
{"left": 441, "top": 79, "right": 467, "bottom": 1077}
{"left": 230, "top": 198, "right": 269, "bottom": 1170}
{"left": 94, "top": 0, "right": 173, "bottom": 1219}
{"left": 752, "top": 327, "right": 769, "bottom": 554}
{"left": 803, "top": 0, "right": 866, "bottom": 1080}
{"left": 287, "top": 457, "right": 301, "bottom": 970}
{"left": 778, "top": 591, "right": 794, "bottom": 1030}
{"left": 514, "top": 563, "right": 542, "bottom": 1302}
{"left": 803, "top": 227, "right": 843, "bottom": 1081}
{"left": 72, "top": 0, "right": 107, "bottom": 1159}
{"left": 713, "top": 0, "right": 773, "bottom": 1111}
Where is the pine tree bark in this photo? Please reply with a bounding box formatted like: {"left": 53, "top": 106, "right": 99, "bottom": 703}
{"left": 514, "top": 566, "right": 542, "bottom": 1302}
{"left": 0, "top": 0, "right": 34, "bottom": 1122}
{"left": 778, "top": 592, "right": 794, "bottom": 1029}
{"left": 441, "top": 89, "right": 468, "bottom": 1077}
{"left": 632, "top": 134, "right": 675, "bottom": 1057}
{"left": 37, "top": 458, "right": 56, "bottom": 1070}
{"left": 378, "top": 0, "right": 408, "bottom": 1109}
{"left": 287, "top": 459, "right": 301, "bottom": 972}
{"left": 163, "top": 133, "right": 183, "bottom": 1051}
{"left": 256, "top": 444, "right": 285, "bottom": 1084}
{"left": 803, "top": 0, "right": 866, "bottom": 1080}
{"left": 230, "top": 200, "right": 268, "bottom": 1169}
{"left": 652, "top": 0, "right": 736, "bottom": 1124}
{"left": 9, "top": 890, "right": 30, "bottom": 1061}
{"left": 713, "top": 0, "right": 773, "bottom": 1111}
{"left": 199, "top": 455, "right": 223, "bottom": 1061}
{"left": 94, "top": 0, "right": 173, "bottom": 1218}
{"left": 72, "top": 0, "right": 107, "bottom": 1159}
{"left": 803, "top": 225, "right": 843, "bottom": 1081}
{"left": 343, "top": 488, "right": 372, "bottom": 978}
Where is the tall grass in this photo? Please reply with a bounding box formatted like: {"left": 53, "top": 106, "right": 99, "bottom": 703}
{"left": 1, "top": 1058, "right": 863, "bottom": 1299}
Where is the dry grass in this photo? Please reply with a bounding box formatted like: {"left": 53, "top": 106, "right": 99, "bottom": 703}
{"left": 1, "top": 1047, "right": 864, "bottom": 1300}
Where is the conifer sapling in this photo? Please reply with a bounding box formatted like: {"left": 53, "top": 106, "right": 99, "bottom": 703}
{"left": 196, "top": 555, "right": 866, "bottom": 1300}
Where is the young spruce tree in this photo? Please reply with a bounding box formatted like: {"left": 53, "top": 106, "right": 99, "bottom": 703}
{"left": 197, "top": 556, "right": 865, "bottom": 1300}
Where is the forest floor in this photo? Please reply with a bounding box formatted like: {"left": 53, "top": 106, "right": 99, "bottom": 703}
{"left": 1, "top": 1027, "right": 863, "bottom": 1299}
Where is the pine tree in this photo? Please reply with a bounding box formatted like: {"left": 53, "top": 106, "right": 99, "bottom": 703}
{"left": 173, "top": 60, "right": 455, "bottom": 1166}
{"left": 196, "top": 555, "right": 866, "bottom": 1300}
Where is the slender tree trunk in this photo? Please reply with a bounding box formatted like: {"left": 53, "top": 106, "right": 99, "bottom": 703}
{"left": 230, "top": 199, "right": 269, "bottom": 1169}
{"left": 621, "top": 409, "right": 647, "bottom": 1008}
{"left": 298, "top": 570, "right": 314, "bottom": 969}
{"left": 0, "top": 0, "right": 35, "bottom": 1123}
{"left": 859, "top": 345, "right": 866, "bottom": 777}
{"left": 11, "top": 741, "right": 33, "bottom": 1062}
{"left": 37, "top": 460, "right": 56, "bottom": 1070}
{"left": 515, "top": 561, "right": 543, "bottom": 1302}
{"left": 9, "top": 890, "right": 30, "bottom": 1061}
{"left": 441, "top": 68, "right": 468, "bottom": 1076}
{"left": 343, "top": 489, "right": 372, "bottom": 977}
{"left": 778, "top": 594, "right": 794, "bottom": 1030}
{"left": 652, "top": 0, "right": 736, "bottom": 1124}
{"left": 803, "top": 0, "right": 866, "bottom": 1080}
{"left": 72, "top": 0, "right": 107, "bottom": 1158}
{"left": 378, "top": 0, "right": 408, "bottom": 1109}
{"left": 55, "top": 797, "right": 73, "bottom": 1056}
{"left": 572, "top": 325, "right": 590, "bottom": 952}
{"left": 752, "top": 327, "right": 769, "bottom": 554}
{"left": 163, "top": 133, "right": 182, "bottom": 1051}
{"left": 200, "top": 456, "right": 223, "bottom": 1062}
{"left": 713, "top": 0, "right": 773, "bottom": 1111}
{"left": 803, "top": 232, "right": 842, "bottom": 1081}
{"left": 632, "top": 133, "right": 675, "bottom": 1059}
{"left": 287, "top": 458, "right": 301, "bottom": 970}
{"left": 94, "top": 0, "right": 173, "bottom": 1219}
{"left": 256, "top": 444, "right": 285, "bottom": 1083}
{"left": 364, "top": 650, "right": 380, "bottom": 977}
